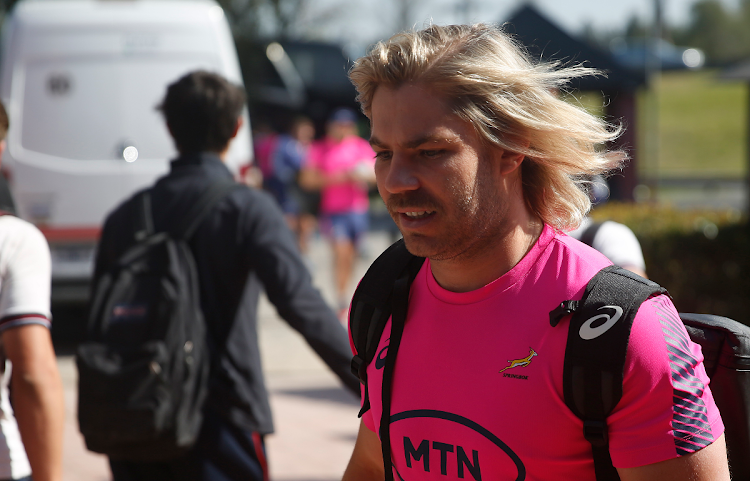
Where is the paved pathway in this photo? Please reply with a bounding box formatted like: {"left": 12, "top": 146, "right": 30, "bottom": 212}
{"left": 59, "top": 231, "right": 393, "bottom": 480}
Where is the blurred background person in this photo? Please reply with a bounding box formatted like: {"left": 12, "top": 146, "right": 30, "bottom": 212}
{"left": 252, "top": 121, "right": 278, "bottom": 184}
{"left": 300, "top": 108, "right": 375, "bottom": 319}
{"left": 568, "top": 176, "right": 647, "bottom": 278}
{"left": 0, "top": 100, "right": 65, "bottom": 481}
{"left": 265, "top": 116, "right": 317, "bottom": 255}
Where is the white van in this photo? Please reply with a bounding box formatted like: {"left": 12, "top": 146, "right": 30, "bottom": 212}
{"left": 0, "top": 0, "right": 253, "bottom": 303}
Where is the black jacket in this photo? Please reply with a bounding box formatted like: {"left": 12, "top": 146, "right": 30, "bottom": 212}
{"left": 94, "top": 152, "right": 358, "bottom": 434}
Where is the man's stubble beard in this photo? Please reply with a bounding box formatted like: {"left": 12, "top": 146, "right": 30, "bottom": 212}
{"left": 388, "top": 165, "right": 508, "bottom": 262}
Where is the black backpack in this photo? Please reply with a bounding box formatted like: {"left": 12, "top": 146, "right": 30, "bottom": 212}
{"left": 350, "top": 239, "right": 750, "bottom": 480}
{"left": 77, "top": 182, "right": 239, "bottom": 461}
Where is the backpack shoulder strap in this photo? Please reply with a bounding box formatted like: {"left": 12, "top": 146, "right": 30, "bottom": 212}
{"left": 553, "top": 265, "right": 668, "bottom": 481}
{"left": 168, "top": 182, "right": 242, "bottom": 240}
{"left": 133, "top": 183, "right": 241, "bottom": 241}
{"left": 379, "top": 269, "right": 413, "bottom": 481}
{"left": 348, "top": 238, "right": 425, "bottom": 416}
{"left": 132, "top": 189, "right": 154, "bottom": 242}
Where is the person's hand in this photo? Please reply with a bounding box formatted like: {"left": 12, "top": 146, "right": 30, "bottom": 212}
{"left": 328, "top": 170, "right": 358, "bottom": 185}
{"left": 350, "top": 162, "right": 374, "bottom": 183}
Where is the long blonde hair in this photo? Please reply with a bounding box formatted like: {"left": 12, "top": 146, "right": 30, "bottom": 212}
{"left": 349, "top": 23, "right": 625, "bottom": 231}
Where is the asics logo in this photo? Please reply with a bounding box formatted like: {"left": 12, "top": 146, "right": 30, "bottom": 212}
{"left": 579, "top": 306, "right": 623, "bottom": 340}
{"left": 375, "top": 345, "right": 388, "bottom": 370}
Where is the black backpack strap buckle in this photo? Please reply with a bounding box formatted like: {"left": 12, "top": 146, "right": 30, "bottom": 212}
{"left": 357, "top": 381, "right": 371, "bottom": 418}
{"left": 550, "top": 300, "right": 579, "bottom": 326}
{"left": 583, "top": 419, "right": 608, "bottom": 447}
{"left": 351, "top": 355, "right": 367, "bottom": 383}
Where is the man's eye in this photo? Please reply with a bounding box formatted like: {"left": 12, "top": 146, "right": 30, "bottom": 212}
{"left": 422, "top": 150, "right": 443, "bottom": 158}
{"left": 375, "top": 151, "right": 392, "bottom": 161}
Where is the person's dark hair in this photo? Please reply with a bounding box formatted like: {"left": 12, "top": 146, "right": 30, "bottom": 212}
{"left": 0, "top": 100, "right": 9, "bottom": 142}
{"left": 158, "top": 70, "right": 246, "bottom": 154}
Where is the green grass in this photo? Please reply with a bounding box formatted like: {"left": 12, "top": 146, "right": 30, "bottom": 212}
{"left": 564, "top": 70, "right": 747, "bottom": 179}
{"left": 638, "top": 69, "right": 747, "bottom": 178}
{"left": 561, "top": 90, "right": 605, "bottom": 117}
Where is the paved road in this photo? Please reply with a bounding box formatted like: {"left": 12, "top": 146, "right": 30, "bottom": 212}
{"left": 59, "top": 231, "right": 394, "bottom": 481}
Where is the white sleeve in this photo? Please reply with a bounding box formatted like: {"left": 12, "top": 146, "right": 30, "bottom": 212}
{"left": 591, "top": 221, "right": 646, "bottom": 272}
{"left": 0, "top": 219, "right": 52, "bottom": 330}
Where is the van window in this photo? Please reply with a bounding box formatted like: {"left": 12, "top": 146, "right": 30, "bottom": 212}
{"left": 20, "top": 56, "right": 219, "bottom": 161}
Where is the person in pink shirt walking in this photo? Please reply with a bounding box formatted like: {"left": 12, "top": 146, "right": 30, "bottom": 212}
{"left": 341, "top": 24, "right": 729, "bottom": 481}
{"left": 301, "top": 108, "right": 375, "bottom": 318}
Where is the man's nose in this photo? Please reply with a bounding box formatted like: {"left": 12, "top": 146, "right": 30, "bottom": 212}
{"left": 381, "top": 154, "right": 419, "bottom": 194}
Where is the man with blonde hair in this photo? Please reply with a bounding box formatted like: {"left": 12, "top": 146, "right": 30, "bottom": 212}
{"left": 343, "top": 24, "right": 728, "bottom": 480}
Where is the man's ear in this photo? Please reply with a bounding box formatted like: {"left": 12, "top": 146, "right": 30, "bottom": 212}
{"left": 231, "top": 117, "right": 243, "bottom": 140}
{"left": 497, "top": 133, "right": 530, "bottom": 176}
{"left": 498, "top": 150, "right": 525, "bottom": 175}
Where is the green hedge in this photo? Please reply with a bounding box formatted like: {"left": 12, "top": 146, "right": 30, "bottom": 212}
{"left": 589, "top": 203, "right": 750, "bottom": 325}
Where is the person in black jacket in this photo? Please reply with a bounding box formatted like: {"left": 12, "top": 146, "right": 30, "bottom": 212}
{"left": 94, "top": 70, "right": 359, "bottom": 481}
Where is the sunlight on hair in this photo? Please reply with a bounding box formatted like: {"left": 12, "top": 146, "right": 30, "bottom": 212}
{"left": 350, "top": 23, "right": 626, "bottom": 231}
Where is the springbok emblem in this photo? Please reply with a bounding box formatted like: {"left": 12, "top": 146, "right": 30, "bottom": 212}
{"left": 499, "top": 348, "right": 537, "bottom": 373}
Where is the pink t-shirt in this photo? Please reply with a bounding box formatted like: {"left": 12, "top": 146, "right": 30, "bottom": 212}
{"left": 352, "top": 224, "right": 724, "bottom": 480}
{"left": 306, "top": 135, "right": 375, "bottom": 215}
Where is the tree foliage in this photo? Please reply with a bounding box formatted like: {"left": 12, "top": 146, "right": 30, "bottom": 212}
{"left": 215, "top": 0, "right": 343, "bottom": 41}
{"left": 215, "top": 0, "right": 298, "bottom": 39}
{"left": 587, "top": 0, "right": 750, "bottom": 67}
{"left": 671, "top": 0, "right": 750, "bottom": 65}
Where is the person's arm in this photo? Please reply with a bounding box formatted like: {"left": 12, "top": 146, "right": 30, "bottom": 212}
{"left": 350, "top": 158, "right": 376, "bottom": 185}
{"left": 610, "top": 295, "right": 729, "bottom": 480}
{"left": 299, "top": 141, "right": 366, "bottom": 190}
{"left": 3, "top": 324, "right": 64, "bottom": 481}
{"left": 342, "top": 420, "right": 384, "bottom": 481}
{"left": 298, "top": 164, "right": 327, "bottom": 190}
{"left": 298, "top": 142, "right": 325, "bottom": 191}
{"left": 617, "top": 434, "right": 729, "bottom": 481}
{"left": 299, "top": 164, "right": 357, "bottom": 190}
{"left": 0, "top": 220, "right": 63, "bottom": 480}
{"left": 351, "top": 140, "right": 377, "bottom": 185}
{"left": 242, "top": 191, "right": 359, "bottom": 393}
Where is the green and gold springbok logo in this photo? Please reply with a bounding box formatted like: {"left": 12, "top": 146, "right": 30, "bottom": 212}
{"left": 499, "top": 348, "right": 537, "bottom": 373}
